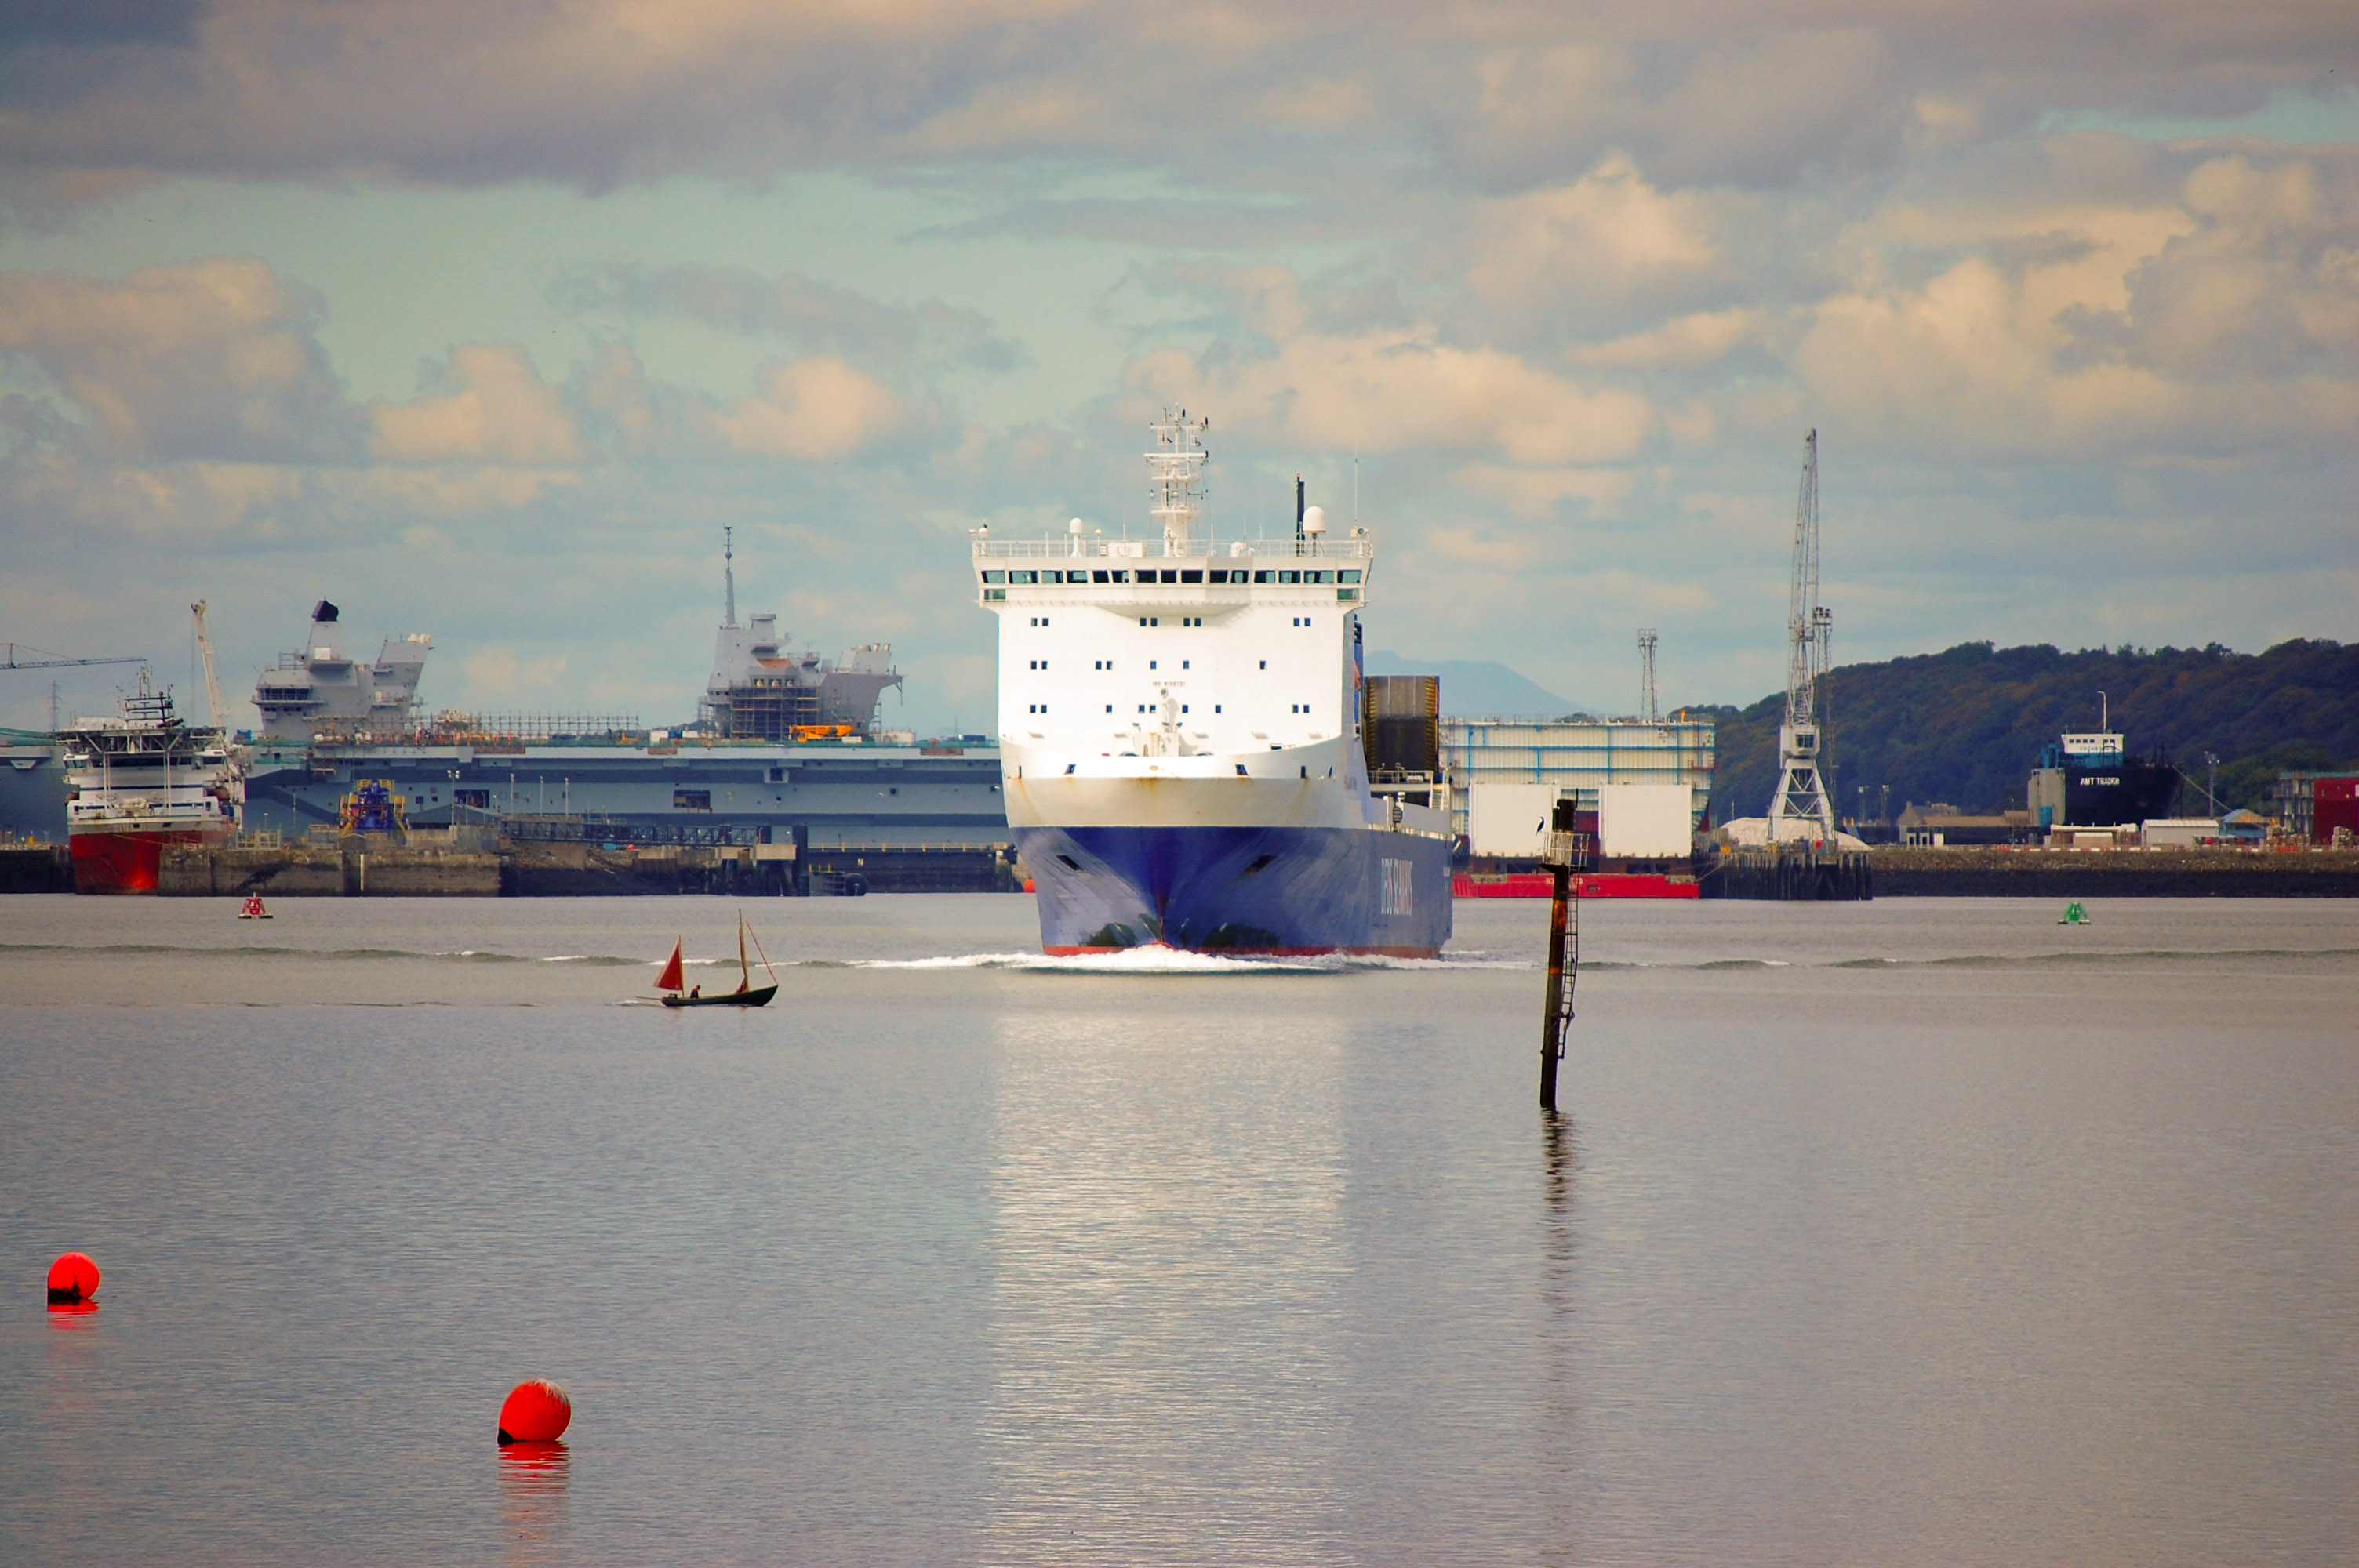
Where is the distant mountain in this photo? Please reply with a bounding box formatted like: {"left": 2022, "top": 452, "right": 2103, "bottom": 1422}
{"left": 1364, "top": 652, "right": 1588, "bottom": 718}
{"left": 1691, "top": 639, "right": 2359, "bottom": 822}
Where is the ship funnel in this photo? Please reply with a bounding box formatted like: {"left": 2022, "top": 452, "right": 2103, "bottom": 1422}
{"left": 311, "top": 600, "right": 340, "bottom": 623}
{"left": 1303, "top": 505, "right": 1327, "bottom": 536}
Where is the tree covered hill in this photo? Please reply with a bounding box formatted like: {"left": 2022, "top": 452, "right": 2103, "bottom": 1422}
{"left": 1691, "top": 640, "right": 2359, "bottom": 823}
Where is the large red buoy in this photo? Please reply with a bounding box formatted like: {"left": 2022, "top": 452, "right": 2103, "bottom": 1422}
{"left": 46, "top": 1252, "right": 100, "bottom": 1305}
{"left": 498, "top": 1379, "right": 572, "bottom": 1444}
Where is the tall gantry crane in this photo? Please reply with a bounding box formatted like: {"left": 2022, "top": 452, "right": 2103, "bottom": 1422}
{"left": 1765, "top": 430, "right": 1835, "bottom": 842}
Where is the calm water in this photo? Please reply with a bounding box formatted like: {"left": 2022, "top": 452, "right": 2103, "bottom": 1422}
{"left": 2, "top": 894, "right": 2354, "bottom": 1565}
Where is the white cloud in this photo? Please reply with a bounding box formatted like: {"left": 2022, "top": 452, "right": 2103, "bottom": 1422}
{"left": 0, "top": 258, "right": 356, "bottom": 462}
{"left": 1126, "top": 267, "right": 1656, "bottom": 466}
{"left": 372, "top": 343, "right": 584, "bottom": 466}
{"left": 703, "top": 357, "right": 913, "bottom": 461}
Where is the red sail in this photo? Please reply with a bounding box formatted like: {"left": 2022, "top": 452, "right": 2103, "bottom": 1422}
{"left": 656, "top": 938, "right": 684, "bottom": 993}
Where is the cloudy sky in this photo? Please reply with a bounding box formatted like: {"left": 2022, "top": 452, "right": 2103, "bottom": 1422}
{"left": 1, "top": 1, "right": 2351, "bottom": 735}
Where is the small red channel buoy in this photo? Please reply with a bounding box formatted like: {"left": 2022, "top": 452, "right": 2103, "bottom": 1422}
{"left": 498, "top": 1379, "right": 572, "bottom": 1444}
{"left": 46, "top": 1252, "right": 100, "bottom": 1305}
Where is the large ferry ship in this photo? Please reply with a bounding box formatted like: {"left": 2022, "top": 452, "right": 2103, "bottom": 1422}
{"left": 978, "top": 411, "right": 1455, "bottom": 955}
{"left": 62, "top": 673, "right": 240, "bottom": 892}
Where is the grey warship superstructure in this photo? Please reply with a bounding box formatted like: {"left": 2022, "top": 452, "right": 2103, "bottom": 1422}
{"left": 697, "top": 530, "right": 904, "bottom": 739}
{"left": 253, "top": 601, "right": 432, "bottom": 741}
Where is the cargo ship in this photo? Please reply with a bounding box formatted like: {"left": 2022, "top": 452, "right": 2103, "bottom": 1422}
{"left": 61, "top": 673, "right": 240, "bottom": 892}
{"left": 979, "top": 410, "right": 1455, "bottom": 955}
{"left": 2027, "top": 727, "right": 2179, "bottom": 829}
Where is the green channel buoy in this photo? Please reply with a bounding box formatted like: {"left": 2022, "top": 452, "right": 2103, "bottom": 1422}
{"left": 2057, "top": 901, "right": 2091, "bottom": 925}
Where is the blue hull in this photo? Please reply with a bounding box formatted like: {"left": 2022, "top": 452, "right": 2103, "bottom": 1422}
{"left": 1016, "top": 824, "right": 1454, "bottom": 955}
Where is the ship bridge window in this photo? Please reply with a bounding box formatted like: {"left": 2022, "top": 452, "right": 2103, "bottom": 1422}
{"left": 1180, "top": 570, "right": 1203, "bottom": 583}
{"left": 1253, "top": 571, "right": 1274, "bottom": 583}
{"left": 982, "top": 571, "right": 1006, "bottom": 584}
{"left": 1309, "top": 571, "right": 1334, "bottom": 583}
{"left": 1209, "top": 570, "right": 1229, "bottom": 583}
{"left": 1010, "top": 571, "right": 1037, "bottom": 584}
{"left": 1159, "top": 569, "right": 1179, "bottom": 583}
{"left": 1279, "top": 570, "right": 1300, "bottom": 583}
{"left": 1340, "top": 570, "right": 1362, "bottom": 583}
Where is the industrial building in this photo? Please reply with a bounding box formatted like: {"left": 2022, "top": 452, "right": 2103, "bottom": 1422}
{"left": 1445, "top": 717, "right": 1717, "bottom": 856}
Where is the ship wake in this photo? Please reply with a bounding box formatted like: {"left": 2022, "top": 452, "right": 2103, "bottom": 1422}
{"left": 859, "top": 947, "right": 1527, "bottom": 974}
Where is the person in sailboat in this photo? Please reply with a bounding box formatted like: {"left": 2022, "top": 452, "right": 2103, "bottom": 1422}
{"left": 652, "top": 915, "right": 780, "bottom": 1007}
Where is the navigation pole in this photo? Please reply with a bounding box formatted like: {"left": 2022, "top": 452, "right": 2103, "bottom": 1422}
{"left": 1766, "top": 430, "right": 1836, "bottom": 842}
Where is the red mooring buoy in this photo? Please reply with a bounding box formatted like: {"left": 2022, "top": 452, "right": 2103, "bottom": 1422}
{"left": 46, "top": 1252, "right": 100, "bottom": 1305}
{"left": 498, "top": 1379, "right": 572, "bottom": 1444}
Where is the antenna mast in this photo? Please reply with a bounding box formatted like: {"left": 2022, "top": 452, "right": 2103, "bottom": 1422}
{"left": 1637, "top": 628, "right": 1659, "bottom": 726}
{"left": 723, "top": 527, "right": 737, "bottom": 629}
{"left": 1766, "top": 430, "right": 1835, "bottom": 841}
{"left": 1146, "top": 408, "right": 1209, "bottom": 545}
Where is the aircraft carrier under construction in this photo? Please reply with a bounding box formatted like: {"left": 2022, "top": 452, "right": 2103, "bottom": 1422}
{"left": 2, "top": 539, "right": 1015, "bottom": 895}
{"left": 250, "top": 544, "right": 1009, "bottom": 891}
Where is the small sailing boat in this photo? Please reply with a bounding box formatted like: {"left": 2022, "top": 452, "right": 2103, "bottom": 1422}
{"left": 238, "top": 893, "right": 273, "bottom": 920}
{"left": 656, "top": 913, "right": 780, "bottom": 1007}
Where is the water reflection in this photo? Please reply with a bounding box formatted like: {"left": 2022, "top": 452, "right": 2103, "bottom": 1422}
{"left": 45, "top": 1300, "right": 101, "bottom": 1328}
{"left": 1539, "top": 1109, "right": 1583, "bottom": 1558}
{"left": 979, "top": 1011, "right": 1348, "bottom": 1564}
{"left": 496, "top": 1441, "right": 569, "bottom": 1568}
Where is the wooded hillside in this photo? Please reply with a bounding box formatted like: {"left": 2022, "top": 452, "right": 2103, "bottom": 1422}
{"left": 1692, "top": 640, "right": 2358, "bottom": 823}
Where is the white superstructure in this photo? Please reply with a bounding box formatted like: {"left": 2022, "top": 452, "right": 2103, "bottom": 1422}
{"left": 976, "top": 413, "right": 1390, "bottom": 831}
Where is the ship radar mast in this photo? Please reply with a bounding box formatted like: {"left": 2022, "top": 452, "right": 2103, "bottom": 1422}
{"left": 1766, "top": 429, "right": 1836, "bottom": 841}
{"left": 1146, "top": 408, "right": 1210, "bottom": 544}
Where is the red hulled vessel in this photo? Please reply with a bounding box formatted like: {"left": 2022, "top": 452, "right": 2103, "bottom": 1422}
{"left": 63, "top": 675, "right": 239, "bottom": 894}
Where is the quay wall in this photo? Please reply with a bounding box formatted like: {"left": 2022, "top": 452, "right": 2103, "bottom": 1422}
{"left": 158, "top": 844, "right": 500, "bottom": 897}
{"left": 1870, "top": 847, "right": 2359, "bottom": 897}
{"left": 133, "top": 839, "right": 1014, "bottom": 896}
{"left": 0, "top": 844, "right": 73, "bottom": 893}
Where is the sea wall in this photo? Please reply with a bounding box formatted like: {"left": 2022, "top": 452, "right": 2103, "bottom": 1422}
{"left": 158, "top": 844, "right": 500, "bottom": 897}
{"left": 0, "top": 844, "right": 72, "bottom": 893}
{"left": 1870, "top": 847, "right": 2359, "bottom": 897}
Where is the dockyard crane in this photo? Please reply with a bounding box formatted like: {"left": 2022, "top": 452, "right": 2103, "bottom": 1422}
{"left": 191, "top": 601, "right": 228, "bottom": 730}
{"left": 1765, "top": 430, "right": 1837, "bottom": 843}
{"left": 2, "top": 644, "right": 147, "bottom": 673}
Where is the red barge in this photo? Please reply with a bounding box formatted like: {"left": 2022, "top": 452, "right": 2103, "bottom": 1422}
{"left": 63, "top": 676, "right": 239, "bottom": 894}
